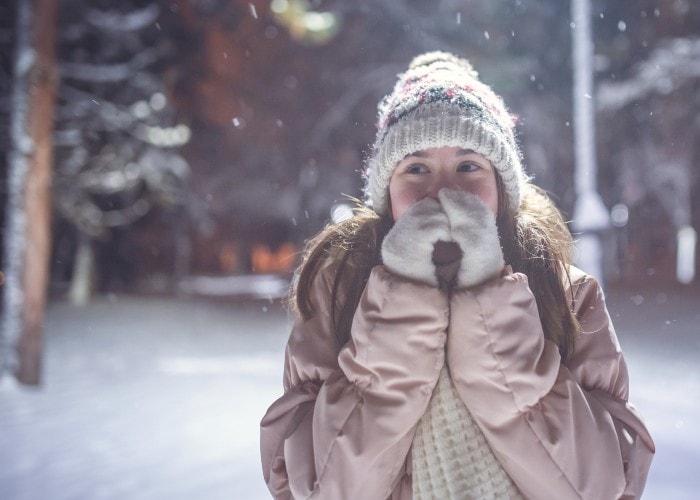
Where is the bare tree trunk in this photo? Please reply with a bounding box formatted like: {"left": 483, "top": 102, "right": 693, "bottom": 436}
{"left": 2, "top": 0, "right": 60, "bottom": 385}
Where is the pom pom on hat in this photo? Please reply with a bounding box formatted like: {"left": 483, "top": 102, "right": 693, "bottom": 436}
{"left": 408, "top": 51, "right": 478, "bottom": 76}
{"left": 365, "top": 51, "right": 526, "bottom": 216}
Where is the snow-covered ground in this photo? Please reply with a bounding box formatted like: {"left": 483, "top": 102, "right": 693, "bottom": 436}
{"left": 0, "top": 295, "right": 290, "bottom": 500}
{"left": 0, "top": 282, "right": 698, "bottom": 499}
{"left": 605, "top": 284, "right": 700, "bottom": 500}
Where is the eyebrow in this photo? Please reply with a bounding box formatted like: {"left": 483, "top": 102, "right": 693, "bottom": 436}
{"left": 406, "top": 148, "right": 476, "bottom": 159}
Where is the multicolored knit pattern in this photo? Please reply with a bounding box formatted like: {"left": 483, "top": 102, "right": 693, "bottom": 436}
{"left": 412, "top": 367, "right": 524, "bottom": 500}
{"left": 365, "top": 51, "right": 526, "bottom": 216}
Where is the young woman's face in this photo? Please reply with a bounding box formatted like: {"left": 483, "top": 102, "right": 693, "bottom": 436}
{"left": 389, "top": 146, "right": 499, "bottom": 221}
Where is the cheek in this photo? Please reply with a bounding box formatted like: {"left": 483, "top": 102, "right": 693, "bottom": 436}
{"left": 474, "top": 183, "right": 499, "bottom": 214}
{"left": 458, "top": 177, "right": 499, "bottom": 215}
{"left": 389, "top": 182, "right": 423, "bottom": 221}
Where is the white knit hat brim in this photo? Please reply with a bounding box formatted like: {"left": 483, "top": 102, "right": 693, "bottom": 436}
{"left": 366, "top": 102, "right": 524, "bottom": 216}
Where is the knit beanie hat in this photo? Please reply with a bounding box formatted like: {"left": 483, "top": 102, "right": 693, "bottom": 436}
{"left": 365, "top": 51, "right": 526, "bottom": 216}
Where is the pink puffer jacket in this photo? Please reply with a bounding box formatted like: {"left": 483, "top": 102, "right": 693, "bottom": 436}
{"left": 260, "top": 264, "right": 655, "bottom": 499}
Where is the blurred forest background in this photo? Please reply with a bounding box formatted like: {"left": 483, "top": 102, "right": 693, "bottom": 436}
{"left": 2, "top": 0, "right": 700, "bottom": 288}
{"left": 1, "top": 1, "right": 699, "bottom": 375}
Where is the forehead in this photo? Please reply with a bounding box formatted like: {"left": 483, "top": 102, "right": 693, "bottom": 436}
{"left": 403, "top": 147, "right": 477, "bottom": 159}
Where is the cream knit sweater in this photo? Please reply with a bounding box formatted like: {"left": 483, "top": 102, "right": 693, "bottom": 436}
{"left": 412, "top": 367, "right": 524, "bottom": 499}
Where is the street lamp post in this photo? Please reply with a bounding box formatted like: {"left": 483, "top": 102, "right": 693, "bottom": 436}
{"left": 571, "top": 0, "right": 610, "bottom": 282}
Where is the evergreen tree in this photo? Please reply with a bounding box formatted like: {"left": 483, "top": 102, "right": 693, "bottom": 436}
{"left": 53, "top": 0, "right": 190, "bottom": 301}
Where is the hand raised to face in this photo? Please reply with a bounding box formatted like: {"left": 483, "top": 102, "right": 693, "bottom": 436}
{"left": 381, "top": 197, "right": 452, "bottom": 287}
{"left": 437, "top": 189, "right": 505, "bottom": 289}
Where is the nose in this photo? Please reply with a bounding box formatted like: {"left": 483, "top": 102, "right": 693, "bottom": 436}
{"left": 425, "top": 170, "right": 455, "bottom": 199}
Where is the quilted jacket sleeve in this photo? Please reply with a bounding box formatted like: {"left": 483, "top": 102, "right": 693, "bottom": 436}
{"left": 447, "top": 270, "right": 655, "bottom": 500}
{"left": 260, "top": 265, "right": 448, "bottom": 499}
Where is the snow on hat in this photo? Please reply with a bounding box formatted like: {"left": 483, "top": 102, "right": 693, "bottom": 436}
{"left": 365, "top": 51, "right": 526, "bottom": 215}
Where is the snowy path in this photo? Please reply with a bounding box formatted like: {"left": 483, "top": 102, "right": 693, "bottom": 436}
{"left": 0, "top": 296, "right": 289, "bottom": 500}
{"left": 605, "top": 285, "right": 700, "bottom": 500}
{"left": 0, "top": 284, "right": 698, "bottom": 499}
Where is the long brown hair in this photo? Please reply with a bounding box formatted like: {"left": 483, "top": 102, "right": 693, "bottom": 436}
{"left": 290, "top": 176, "right": 579, "bottom": 361}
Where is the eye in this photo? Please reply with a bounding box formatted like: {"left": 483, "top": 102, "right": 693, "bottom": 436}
{"left": 456, "top": 162, "right": 480, "bottom": 173}
{"left": 404, "top": 162, "right": 429, "bottom": 174}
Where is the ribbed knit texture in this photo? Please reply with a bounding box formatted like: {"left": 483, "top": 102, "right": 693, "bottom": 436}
{"left": 365, "top": 51, "right": 526, "bottom": 216}
{"left": 412, "top": 367, "right": 523, "bottom": 500}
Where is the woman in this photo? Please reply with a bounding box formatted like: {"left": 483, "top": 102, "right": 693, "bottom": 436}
{"left": 260, "top": 51, "right": 654, "bottom": 499}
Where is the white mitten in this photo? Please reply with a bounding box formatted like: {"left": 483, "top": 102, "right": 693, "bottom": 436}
{"left": 382, "top": 197, "right": 451, "bottom": 287}
{"left": 438, "top": 189, "right": 505, "bottom": 288}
